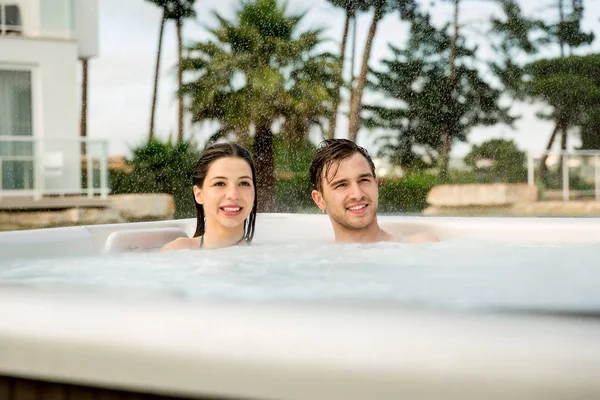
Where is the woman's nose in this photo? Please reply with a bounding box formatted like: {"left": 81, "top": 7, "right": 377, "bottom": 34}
{"left": 226, "top": 185, "right": 241, "bottom": 199}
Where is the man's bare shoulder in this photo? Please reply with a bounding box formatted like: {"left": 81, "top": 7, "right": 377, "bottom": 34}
{"left": 160, "top": 237, "right": 198, "bottom": 252}
{"left": 399, "top": 232, "right": 439, "bottom": 243}
{"left": 380, "top": 230, "right": 439, "bottom": 244}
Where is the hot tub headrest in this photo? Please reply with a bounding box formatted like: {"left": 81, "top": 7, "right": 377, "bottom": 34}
{"left": 103, "top": 228, "right": 188, "bottom": 253}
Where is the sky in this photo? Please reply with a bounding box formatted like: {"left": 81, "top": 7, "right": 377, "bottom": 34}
{"left": 85, "top": 0, "right": 600, "bottom": 159}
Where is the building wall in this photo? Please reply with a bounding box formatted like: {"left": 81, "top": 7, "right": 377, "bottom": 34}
{"left": 0, "top": 36, "right": 80, "bottom": 192}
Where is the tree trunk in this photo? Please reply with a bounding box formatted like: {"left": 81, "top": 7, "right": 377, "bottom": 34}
{"left": 558, "top": 0, "right": 565, "bottom": 57}
{"left": 236, "top": 126, "right": 250, "bottom": 149}
{"left": 254, "top": 122, "right": 275, "bottom": 212}
{"left": 348, "top": 5, "right": 383, "bottom": 143}
{"left": 438, "top": 0, "right": 460, "bottom": 180}
{"left": 176, "top": 17, "right": 184, "bottom": 143}
{"left": 149, "top": 9, "right": 166, "bottom": 142}
{"left": 328, "top": 9, "right": 351, "bottom": 140}
{"left": 80, "top": 58, "right": 88, "bottom": 155}
{"left": 539, "top": 121, "right": 562, "bottom": 182}
{"left": 348, "top": 15, "right": 358, "bottom": 111}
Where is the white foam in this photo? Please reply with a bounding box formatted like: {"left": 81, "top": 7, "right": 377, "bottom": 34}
{"left": 1, "top": 239, "right": 599, "bottom": 313}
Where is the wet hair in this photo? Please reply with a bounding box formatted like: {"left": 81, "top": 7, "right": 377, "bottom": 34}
{"left": 192, "top": 143, "right": 257, "bottom": 242}
{"left": 309, "top": 139, "right": 376, "bottom": 191}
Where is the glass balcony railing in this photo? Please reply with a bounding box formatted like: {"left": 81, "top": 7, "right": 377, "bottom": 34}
{"left": 0, "top": 136, "right": 109, "bottom": 199}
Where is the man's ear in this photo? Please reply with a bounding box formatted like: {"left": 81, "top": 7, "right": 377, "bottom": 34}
{"left": 311, "top": 190, "right": 326, "bottom": 211}
{"left": 193, "top": 186, "right": 203, "bottom": 204}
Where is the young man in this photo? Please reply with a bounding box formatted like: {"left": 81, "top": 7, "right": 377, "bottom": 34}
{"left": 309, "top": 139, "right": 438, "bottom": 244}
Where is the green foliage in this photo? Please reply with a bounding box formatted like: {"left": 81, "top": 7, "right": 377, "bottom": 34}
{"left": 463, "top": 139, "right": 527, "bottom": 183}
{"left": 181, "top": 0, "right": 339, "bottom": 138}
{"left": 523, "top": 54, "right": 600, "bottom": 148}
{"left": 147, "top": 0, "right": 196, "bottom": 20}
{"left": 273, "top": 135, "right": 317, "bottom": 173}
{"left": 274, "top": 173, "right": 316, "bottom": 213}
{"left": 379, "top": 173, "right": 442, "bottom": 213}
{"left": 109, "top": 139, "right": 200, "bottom": 219}
{"left": 272, "top": 172, "right": 441, "bottom": 214}
{"left": 365, "top": 9, "right": 513, "bottom": 171}
{"left": 181, "top": 0, "right": 339, "bottom": 210}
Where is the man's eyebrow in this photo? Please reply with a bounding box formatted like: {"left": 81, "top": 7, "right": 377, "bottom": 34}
{"left": 329, "top": 173, "right": 374, "bottom": 187}
{"left": 328, "top": 177, "right": 348, "bottom": 187}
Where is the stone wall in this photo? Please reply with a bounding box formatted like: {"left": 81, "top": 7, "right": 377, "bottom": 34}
{"left": 424, "top": 183, "right": 600, "bottom": 216}
{"left": 0, "top": 194, "right": 175, "bottom": 231}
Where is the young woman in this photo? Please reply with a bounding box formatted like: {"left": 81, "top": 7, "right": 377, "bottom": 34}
{"left": 161, "top": 143, "right": 257, "bottom": 251}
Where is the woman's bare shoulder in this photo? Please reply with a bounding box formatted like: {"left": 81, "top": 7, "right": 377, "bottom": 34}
{"left": 160, "top": 237, "right": 198, "bottom": 252}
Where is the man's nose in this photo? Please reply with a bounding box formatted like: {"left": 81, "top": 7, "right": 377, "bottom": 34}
{"left": 348, "top": 182, "right": 363, "bottom": 200}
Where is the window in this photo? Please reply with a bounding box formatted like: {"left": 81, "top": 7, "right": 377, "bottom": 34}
{"left": 0, "top": 4, "right": 22, "bottom": 36}
{"left": 0, "top": 70, "right": 34, "bottom": 190}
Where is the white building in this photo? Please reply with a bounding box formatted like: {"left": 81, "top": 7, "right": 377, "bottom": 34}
{"left": 0, "top": 0, "right": 99, "bottom": 197}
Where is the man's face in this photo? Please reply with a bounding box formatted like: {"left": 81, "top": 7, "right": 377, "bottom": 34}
{"left": 311, "top": 152, "right": 379, "bottom": 231}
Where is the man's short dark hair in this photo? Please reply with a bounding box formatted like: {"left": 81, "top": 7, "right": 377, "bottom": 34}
{"left": 309, "top": 139, "right": 376, "bottom": 191}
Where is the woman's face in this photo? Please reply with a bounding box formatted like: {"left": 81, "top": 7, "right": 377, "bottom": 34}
{"left": 194, "top": 157, "right": 255, "bottom": 230}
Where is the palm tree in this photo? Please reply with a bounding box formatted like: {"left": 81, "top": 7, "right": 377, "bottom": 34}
{"left": 146, "top": 0, "right": 168, "bottom": 142}
{"left": 181, "top": 0, "right": 338, "bottom": 211}
{"left": 347, "top": 0, "right": 416, "bottom": 142}
{"left": 147, "top": 0, "right": 196, "bottom": 143}
{"left": 324, "top": 0, "right": 370, "bottom": 139}
{"left": 166, "top": 0, "right": 196, "bottom": 143}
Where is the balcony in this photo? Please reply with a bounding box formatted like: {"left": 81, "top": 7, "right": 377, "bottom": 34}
{"left": 0, "top": 136, "right": 109, "bottom": 200}
{"left": 0, "top": 3, "right": 23, "bottom": 36}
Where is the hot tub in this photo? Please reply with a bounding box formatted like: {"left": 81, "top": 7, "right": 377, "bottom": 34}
{"left": 0, "top": 214, "right": 599, "bottom": 399}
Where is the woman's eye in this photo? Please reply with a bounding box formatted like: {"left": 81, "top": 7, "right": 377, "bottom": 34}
{"left": 214, "top": 182, "right": 225, "bottom": 186}
{"left": 240, "top": 181, "right": 251, "bottom": 186}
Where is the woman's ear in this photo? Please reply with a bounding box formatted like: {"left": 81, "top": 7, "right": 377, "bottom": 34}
{"left": 311, "top": 190, "right": 326, "bottom": 211}
{"left": 193, "top": 185, "right": 203, "bottom": 204}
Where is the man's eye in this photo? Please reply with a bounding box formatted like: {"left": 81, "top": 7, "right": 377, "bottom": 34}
{"left": 335, "top": 183, "right": 346, "bottom": 189}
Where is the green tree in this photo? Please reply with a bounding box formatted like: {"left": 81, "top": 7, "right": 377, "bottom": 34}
{"left": 324, "top": 0, "right": 371, "bottom": 139}
{"left": 146, "top": 0, "right": 196, "bottom": 143}
{"left": 490, "top": 0, "right": 595, "bottom": 178}
{"left": 464, "top": 139, "right": 527, "bottom": 183}
{"left": 365, "top": 9, "right": 513, "bottom": 177}
{"left": 146, "top": 0, "right": 168, "bottom": 141}
{"left": 347, "top": 0, "right": 417, "bottom": 143}
{"left": 181, "top": 0, "right": 338, "bottom": 211}
{"left": 523, "top": 54, "right": 600, "bottom": 153}
{"left": 110, "top": 139, "right": 200, "bottom": 218}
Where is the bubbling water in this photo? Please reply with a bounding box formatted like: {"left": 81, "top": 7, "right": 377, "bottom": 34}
{"left": 1, "top": 239, "right": 599, "bottom": 313}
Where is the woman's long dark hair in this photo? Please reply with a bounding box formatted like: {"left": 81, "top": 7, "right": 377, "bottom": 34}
{"left": 192, "top": 143, "right": 257, "bottom": 243}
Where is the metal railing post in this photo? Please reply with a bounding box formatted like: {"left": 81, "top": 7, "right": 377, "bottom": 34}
{"left": 86, "top": 140, "right": 93, "bottom": 198}
{"left": 100, "top": 140, "right": 108, "bottom": 199}
{"left": 595, "top": 154, "right": 600, "bottom": 201}
{"left": 34, "top": 137, "right": 43, "bottom": 201}
{"left": 0, "top": 158, "right": 3, "bottom": 200}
